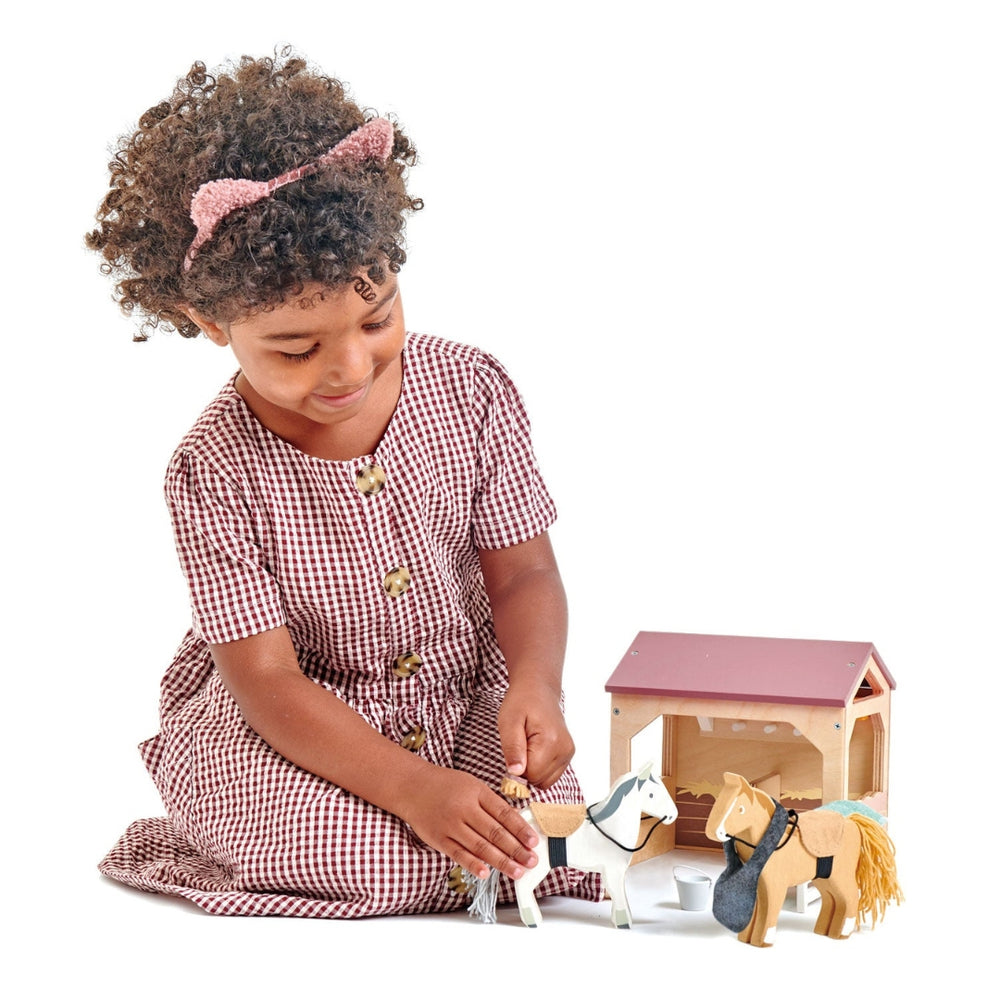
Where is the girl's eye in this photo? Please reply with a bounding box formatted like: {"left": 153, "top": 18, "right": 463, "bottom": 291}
{"left": 363, "top": 314, "right": 394, "bottom": 332}
{"left": 280, "top": 346, "right": 319, "bottom": 363}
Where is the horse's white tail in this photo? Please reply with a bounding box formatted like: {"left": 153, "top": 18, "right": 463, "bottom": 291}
{"left": 468, "top": 868, "right": 501, "bottom": 923}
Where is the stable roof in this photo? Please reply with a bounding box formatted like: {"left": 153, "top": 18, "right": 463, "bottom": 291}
{"left": 605, "top": 631, "right": 895, "bottom": 708}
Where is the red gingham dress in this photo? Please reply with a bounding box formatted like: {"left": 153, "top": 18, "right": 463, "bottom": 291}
{"left": 99, "top": 333, "right": 602, "bottom": 918}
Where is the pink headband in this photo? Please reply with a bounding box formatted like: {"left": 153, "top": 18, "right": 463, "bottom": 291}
{"left": 184, "top": 117, "right": 395, "bottom": 269}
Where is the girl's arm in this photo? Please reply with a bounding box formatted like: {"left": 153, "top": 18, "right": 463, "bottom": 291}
{"left": 209, "top": 628, "right": 538, "bottom": 881}
{"left": 478, "top": 531, "right": 575, "bottom": 789}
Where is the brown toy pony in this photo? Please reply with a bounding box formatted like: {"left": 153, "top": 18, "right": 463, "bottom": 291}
{"left": 705, "top": 772, "right": 902, "bottom": 947}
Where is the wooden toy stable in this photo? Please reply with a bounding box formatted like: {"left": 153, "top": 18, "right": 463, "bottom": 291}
{"left": 606, "top": 631, "right": 895, "bottom": 860}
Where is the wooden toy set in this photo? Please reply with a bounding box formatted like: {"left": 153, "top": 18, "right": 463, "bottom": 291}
{"left": 472, "top": 631, "right": 902, "bottom": 947}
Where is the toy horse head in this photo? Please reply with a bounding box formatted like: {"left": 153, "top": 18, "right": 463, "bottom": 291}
{"left": 705, "top": 772, "right": 774, "bottom": 843}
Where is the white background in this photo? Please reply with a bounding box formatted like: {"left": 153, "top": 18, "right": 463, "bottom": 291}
{"left": 6, "top": 2, "right": 995, "bottom": 994}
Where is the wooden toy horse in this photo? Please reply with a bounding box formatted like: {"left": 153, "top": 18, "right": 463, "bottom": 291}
{"left": 705, "top": 772, "right": 902, "bottom": 947}
{"left": 513, "top": 762, "right": 677, "bottom": 928}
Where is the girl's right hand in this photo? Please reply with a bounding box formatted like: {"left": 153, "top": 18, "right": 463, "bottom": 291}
{"left": 397, "top": 765, "right": 539, "bottom": 881}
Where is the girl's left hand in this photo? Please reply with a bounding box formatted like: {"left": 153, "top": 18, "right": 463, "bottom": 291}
{"left": 498, "top": 682, "right": 575, "bottom": 789}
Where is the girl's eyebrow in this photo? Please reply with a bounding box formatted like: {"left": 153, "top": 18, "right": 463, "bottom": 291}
{"left": 258, "top": 282, "right": 399, "bottom": 342}
{"left": 260, "top": 331, "right": 317, "bottom": 342}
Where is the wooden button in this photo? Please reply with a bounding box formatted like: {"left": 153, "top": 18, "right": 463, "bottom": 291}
{"left": 393, "top": 652, "right": 423, "bottom": 678}
{"left": 383, "top": 566, "right": 411, "bottom": 597}
{"left": 355, "top": 464, "right": 386, "bottom": 496}
{"left": 400, "top": 725, "right": 426, "bottom": 752}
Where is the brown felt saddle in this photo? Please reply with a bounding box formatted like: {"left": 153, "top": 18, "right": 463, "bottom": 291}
{"left": 795, "top": 809, "right": 846, "bottom": 857}
{"left": 529, "top": 802, "right": 588, "bottom": 838}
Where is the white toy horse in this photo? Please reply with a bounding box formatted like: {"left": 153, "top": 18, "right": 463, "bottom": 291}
{"left": 471, "top": 762, "right": 677, "bottom": 928}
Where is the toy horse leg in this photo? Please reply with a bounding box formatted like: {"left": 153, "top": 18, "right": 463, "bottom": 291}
{"left": 514, "top": 858, "right": 549, "bottom": 928}
{"left": 813, "top": 882, "right": 836, "bottom": 936}
{"left": 737, "top": 904, "right": 758, "bottom": 945}
{"left": 604, "top": 861, "right": 632, "bottom": 929}
{"left": 746, "top": 877, "right": 783, "bottom": 947}
{"left": 814, "top": 874, "right": 858, "bottom": 939}
{"left": 813, "top": 882, "right": 855, "bottom": 939}
{"left": 839, "top": 879, "right": 859, "bottom": 939}
{"left": 814, "top": 829, "right": 861, "bottom": 939}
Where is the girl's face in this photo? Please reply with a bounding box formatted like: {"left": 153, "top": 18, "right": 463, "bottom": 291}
{"left": 187, "top": 280, "right": 406, "bottom": 453}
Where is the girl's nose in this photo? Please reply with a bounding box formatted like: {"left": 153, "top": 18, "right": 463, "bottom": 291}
{"left": 323, "top": 338, "right": 372, "bottom": 387}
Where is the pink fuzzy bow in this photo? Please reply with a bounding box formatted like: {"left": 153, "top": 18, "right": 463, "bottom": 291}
{"left": 184, "top": 117, "right": 394, "bottom": 269}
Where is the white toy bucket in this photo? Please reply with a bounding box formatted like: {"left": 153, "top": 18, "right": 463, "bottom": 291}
{"left": 673, "top": 865, "right": 712, "bottom": 911}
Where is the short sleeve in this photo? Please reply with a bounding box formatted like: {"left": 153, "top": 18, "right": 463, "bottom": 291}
{"left": 165, "top": 449, "right": 285, "bottom": 644}
{"left": 471, "top": 355, "right": 557, "bottom": 550}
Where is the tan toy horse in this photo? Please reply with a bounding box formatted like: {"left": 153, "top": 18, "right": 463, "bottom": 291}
{"left": 705, "top": 772, "right": 902, "bottom": 947}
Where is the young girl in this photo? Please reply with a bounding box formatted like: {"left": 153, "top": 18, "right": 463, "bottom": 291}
{"left": 88, "top": 52, "right": 602, "bottom": 918}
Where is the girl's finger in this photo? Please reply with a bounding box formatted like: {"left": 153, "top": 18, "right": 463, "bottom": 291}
{"left": 480, "top": 790, "right": 538, "bottom": 850}
{"left": 460, "top": 809, "right": 538, "bottom": 880}
{"left": 446, "top": 836, "right": 523, "bottom": 882}
{"left": 452, "top": 829, "right": 534, "bottom": 883}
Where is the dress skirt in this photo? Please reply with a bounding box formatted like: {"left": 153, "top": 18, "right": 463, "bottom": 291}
{"left": 99, "top": 669, "right": 602, "bottom": 919}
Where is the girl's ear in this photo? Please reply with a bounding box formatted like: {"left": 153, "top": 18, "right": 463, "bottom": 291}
{"left": 182, "top": 306, "right": 230, "bottom": 347}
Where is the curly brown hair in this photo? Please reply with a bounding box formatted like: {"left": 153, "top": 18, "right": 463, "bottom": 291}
{"left": 86, "top": 50, "right": 422, "bottom": 340}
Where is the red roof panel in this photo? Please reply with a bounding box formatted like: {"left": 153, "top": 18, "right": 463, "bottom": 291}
{"left": 605, "top": 631, "right": 895, "bottom": 708}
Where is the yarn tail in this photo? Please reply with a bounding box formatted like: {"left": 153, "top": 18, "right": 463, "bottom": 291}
{"left": 467, "top": 868, "right": 501, "bottom": 923}
{"left": 852, "top": 813, "right": 904, "bottom": 925}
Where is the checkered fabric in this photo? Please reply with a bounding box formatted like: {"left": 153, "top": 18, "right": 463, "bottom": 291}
{"left": 99, "top": 333, "right": 602, "bottom": 917}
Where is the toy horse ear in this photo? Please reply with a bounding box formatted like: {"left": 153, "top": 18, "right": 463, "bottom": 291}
{"left": 725, "top": 773, "right": 755, "bottom": 797}
{"left": 637, "top": 761, "right": 654, "bottom": 780}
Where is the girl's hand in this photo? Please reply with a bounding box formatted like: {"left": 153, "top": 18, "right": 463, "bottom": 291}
{"left": 498, "top": 682, "right": 575, "bottom": 790}
{"left": 397, "top": 765, "right": 539, "bottom": 881}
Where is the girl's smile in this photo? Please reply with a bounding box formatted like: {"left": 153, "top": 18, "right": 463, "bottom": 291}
{"left": 312, "top": 381, "right": 372, "bottom": 409}
{"left": 185, "top": 279, "right": 406, "bottom": 458}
